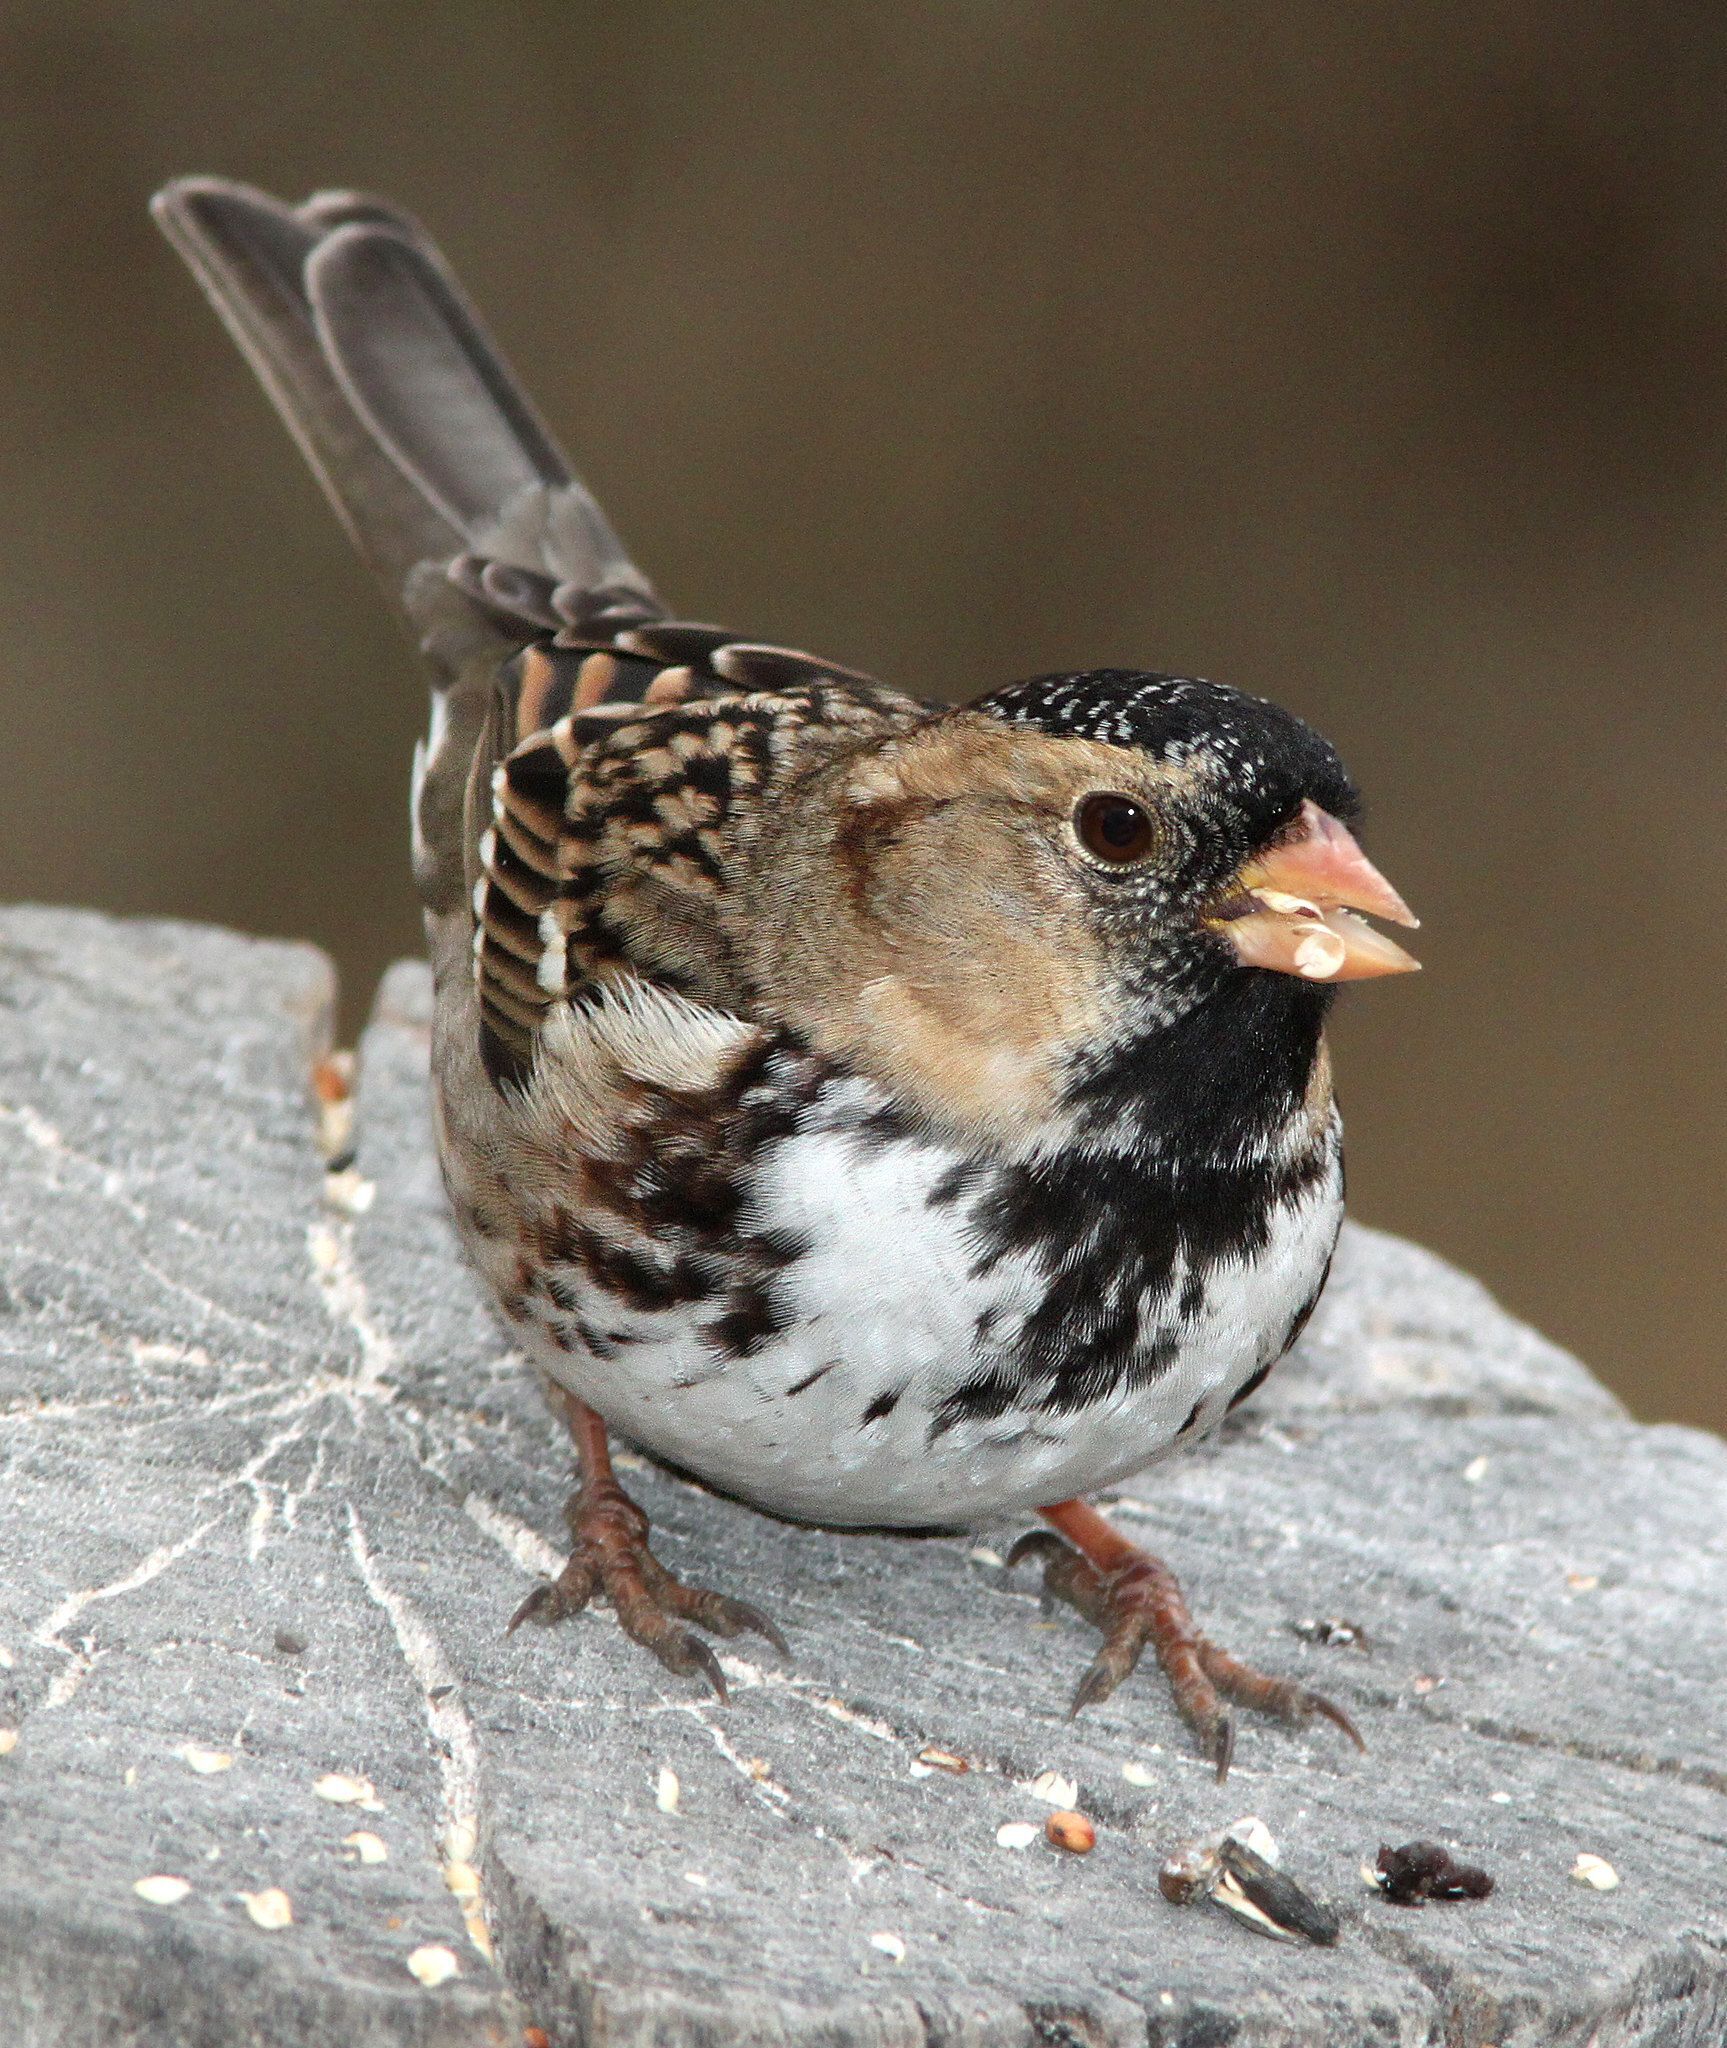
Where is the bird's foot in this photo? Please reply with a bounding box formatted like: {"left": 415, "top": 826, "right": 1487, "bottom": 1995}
{"left": 508, "top": 1479, "right": 788, "bottom": 1701}
{"left": 1007, "top": 1514, "right": 1363, "bottom": 1781}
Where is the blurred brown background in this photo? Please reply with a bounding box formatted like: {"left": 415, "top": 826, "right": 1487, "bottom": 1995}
{"left": 0, "top": 3, "right": 1720, "bottom": 1428}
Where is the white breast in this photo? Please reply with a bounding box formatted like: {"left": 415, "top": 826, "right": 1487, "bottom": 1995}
{"left": 527, "top": 1081, "right": 1344, "bottom": 1529}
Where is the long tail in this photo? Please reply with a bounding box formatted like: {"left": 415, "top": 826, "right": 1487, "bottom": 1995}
{"left": 152, "top": 175, "right": 661, "bottom": 911}
{"left": 152, "top": 178, "right": 657, "bottom": 648}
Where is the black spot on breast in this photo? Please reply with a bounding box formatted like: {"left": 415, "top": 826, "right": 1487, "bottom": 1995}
{"left": 861, "top": 1388, "right": 900, "bottom": 1424}
{"left": 786, "top": 1361, "right": 838, "bottom": 1396}
{"left": 928, "top": 1369, "right": 1021, "bottom": 1440}
{"left": 701, "top": 1276, "right": 793, "bottom": 1360}
{"left": 1178, "top": 1397, "right": 1206, "bottom": 1437}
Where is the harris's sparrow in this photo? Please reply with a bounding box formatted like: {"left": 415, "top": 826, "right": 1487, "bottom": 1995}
{"left": 155, "top": 177, "right": 1418, "bottom": 1777}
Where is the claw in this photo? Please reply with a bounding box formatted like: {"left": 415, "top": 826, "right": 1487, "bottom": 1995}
{"left": 514, "top": 1478, "right": 786, "bottom": 1700}
{"left": 1309, "top": 1692, "right": 1366, "bottom": 1751}
{"left": 725, "top": 1599, "right": 791, "bottom": 1661}
{"left": 1011, "top": 1505, "right": 1366, "bottom": 1773}
{"left": 660, "top": 1627, "right": 728, "bottom": 1704}
{"left": 1006, "top": 1530, "right": 1067, "bottom": 1573}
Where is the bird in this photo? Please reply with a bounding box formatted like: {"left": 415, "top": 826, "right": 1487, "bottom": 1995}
{"left": 154, "top": 176, "right": 1419, "bottom": 1779}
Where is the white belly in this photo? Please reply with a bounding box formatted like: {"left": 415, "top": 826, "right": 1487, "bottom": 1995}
{"left": 528, "top": 1088, "right": 1344, "bottom": 1528}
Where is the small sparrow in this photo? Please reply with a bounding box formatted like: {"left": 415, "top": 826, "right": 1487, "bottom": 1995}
{"left": 155, "top": 177, "right": 1418, "bottom": 1777}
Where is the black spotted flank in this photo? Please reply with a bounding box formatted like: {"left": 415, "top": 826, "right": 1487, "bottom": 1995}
{"left": 861, "top": 1388, "right": 900, "bottom": 1425}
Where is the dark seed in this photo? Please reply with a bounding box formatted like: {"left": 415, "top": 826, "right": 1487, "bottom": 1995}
{"left": 1375, "top": 1839, "right": 1494, "bottom": 1906}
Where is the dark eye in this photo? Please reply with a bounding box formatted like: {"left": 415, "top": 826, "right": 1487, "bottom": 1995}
{"left": 1074, "top": 792, "right": 1155, "bottom": 864}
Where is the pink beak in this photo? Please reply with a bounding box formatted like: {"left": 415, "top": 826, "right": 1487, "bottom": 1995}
{"left": 1211, "top": 800, "right": 1420, "bottom": 982}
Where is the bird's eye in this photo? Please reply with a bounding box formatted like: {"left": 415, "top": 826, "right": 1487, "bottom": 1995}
{"left": 1074, "top": 792, "right": 1155, "bottom": 865}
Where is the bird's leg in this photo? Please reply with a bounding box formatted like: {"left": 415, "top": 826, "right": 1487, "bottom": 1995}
{"left": 508, "top": 1385, "right": 787, "bottom": 1702}
{"left": 1008, "top": 1497, "right": 1362, "bottom": 1781}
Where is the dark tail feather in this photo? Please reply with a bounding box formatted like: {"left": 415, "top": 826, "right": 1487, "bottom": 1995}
{"left": 150, "top": 177, "right": 655, "bottom": 635}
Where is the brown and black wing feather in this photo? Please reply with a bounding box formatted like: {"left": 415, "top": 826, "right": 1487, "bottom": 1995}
{"left": 471, "top": 608, "right": 922, "bottom": 1086}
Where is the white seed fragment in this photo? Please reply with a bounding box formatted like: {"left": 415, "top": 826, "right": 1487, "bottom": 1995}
{"left": 133, "top": 1875, "right": 191, "bottom": 1906}
{"left": 1028, "top": 1771, "right": 1079, "bottom": 1808}
{"left": 444, "top": 1818, "right": 478, "bottom": 1865}
{"left": 1463, "top": 1455, "right": 1490, "bottom": 1484}
{"left": 656, "top": 1766, "right": 681, "bottom": 1814}
{"left": 445, "top": 1861, "right": 481, "bottom": 1906}
{"left": 1489, "top": 1791, "right": 1513, "bottom": 1805}
{"left": 683, "top": 1870, "right": 710, "bottom": 1888}
{"left": 1121, "top": 1761, "right": 1157, "bottom": 1788}
{"left": 1360, "top": 1860, "right": 1384, "bottom": 1890}
{"left": 239, "top": 1888, "right": 292, "bottom": 1930}
{"left": 1572, "top": 1853, "right": 1620, "bottom": 1891}
{"left": 1293, "top": 926, "right": 1347, "bottom": 979}
{"left": 1225, "top": 1816, "right": 1279, "bottom": 1864}
{"left": 324, "top": 1168, "right": 376, "bottom": 1215}
{"left": 0, "top": 1728, "right": 18, "bottom": 1757}
{"left": 343, "top": 1831, "right": 389, "bottom": 1865}
{"left": 314, "top": 1772, "right": 381, "bottom": 1809}
{"left": 868, "top": 1931, "right": 907, "bottom": 1962}
{"left": 1566, "top": 1572, "right": 1600, "bottom": 1592}
{"left": 916, "top": 1745, "right": 970, "bottom": 1775}
{"left": 996, "top": 1822, "right": 1039, "bottom": 1850}
{"left": 406, "top": 1943, "right": 461, "bottom": 1987}
{"left": 123, "top": 1765, "right": 137, "bottom": 1789}
{"left": 967, "top": 1545, "right": 1004, "bottom": 1568}
{"left": 177, "top": 1744, "right": 233, "bottom": 1775}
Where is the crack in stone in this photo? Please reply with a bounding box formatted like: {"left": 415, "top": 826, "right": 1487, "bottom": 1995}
{"left": 346, "top": 1506, "right": 496, "bottom": 1966}
{"left": 31, "top": 1516, "right": 219, "bottom": 1711}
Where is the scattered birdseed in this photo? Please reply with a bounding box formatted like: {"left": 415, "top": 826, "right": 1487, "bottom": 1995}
{"left": 868, "top": 1931, "right": 907, "bottom": 1961}
{"left": 406, "top": 1944, "right": 461, "bottom": 1987}
{"left": 177, "top": 1744, "right": 233, "bottom": 1775}
{"left": 996, "top": 1822, "right": 1039, "bottom": 1850}
{"left": 342, "top": 1831, "right": 388, "bottom": 1865}
{"left": 122, "top": 1766, "right": 137, "bottom": 1789}
{"left": 239, "top": 1888, "right": 292, "bottom": 1930}
{"left": 683, "top": 1871, "right": 709, "bottom": 1888}
{"left": 656, "top": 1766, "right": 682, "bottom": 1814}
{"left": 324, "top": 1168, "right": 376, "bottom": 1215}
{"left": 1566, "top": 1572, "right": 1601, "bottom": 1592}
{"left": 1160, "top": 1822, "right": 1337, "bottom": 1944}
{"left": 1572, "top": 1853, "right": 1620, "bottom": 1891}
{"left": 133, "top": 1875, "right": 191, "bottom": 1906}
{"left": 1372, "top": 1840, "right": 1494, "bottom": 1905}
{"left": 524, "top": 2030, "right": 552, "bottom": 2048}
{"left": 967, "top": 1545, "right": 1004, "bottom": 1568}
{"left": 445, "top": 1862, "right": 481, "bottom": 1906}
{"left": 314, "top": 1772, "right": 382, "bottom": 1810}
{"left": 1489, "top": 1791, "right": 1513, "bottom": 1805}
{"left": 1292, "top": 1616, "right": 1370, "bottom": 1652}
{"left": 1045, "top": 1810, "right": 1096, "bottom": 1854}
{"left": 1411, "top": 1674, "right": 1444, "bottom": 1696}
{"left": 916, "top": 1746, "right": 970, "bottom": 1775}
{"left": 0, "top": 1729, "right": 18, "bottom": 1757}
{"left": 1121, "top": 1761, "right": 1157, "bottom": 1788}
{"left": 1463, "top": 1456, "right": 1490, "bottom": 1484}
{"left": 445, "top": 1818, "right": 478, "bottom": 1865}
{"left": 1028, "top": 1770, "right": 1079, "bottom": 1808}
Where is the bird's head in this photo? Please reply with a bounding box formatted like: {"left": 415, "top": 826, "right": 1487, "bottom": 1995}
{"left": 750, "top": 668, "right": 1417, "bottom": 1148}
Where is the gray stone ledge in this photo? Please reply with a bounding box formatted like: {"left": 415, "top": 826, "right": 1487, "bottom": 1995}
{"left": 0, "top": 908, "right": 1722, "bottom": 2046}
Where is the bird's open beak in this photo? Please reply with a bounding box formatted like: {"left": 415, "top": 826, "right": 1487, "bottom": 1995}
{"left": 1208, "top": 800, "right": 1420, "bottom": 982}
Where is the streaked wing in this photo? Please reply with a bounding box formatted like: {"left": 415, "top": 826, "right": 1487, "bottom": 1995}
{"left": 463, "top": 564, "right": 924, "bottom": 1086}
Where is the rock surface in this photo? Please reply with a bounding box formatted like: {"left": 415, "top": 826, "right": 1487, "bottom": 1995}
{"left": 0, "top": 905, "right": 1723, "bottom": 2047}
